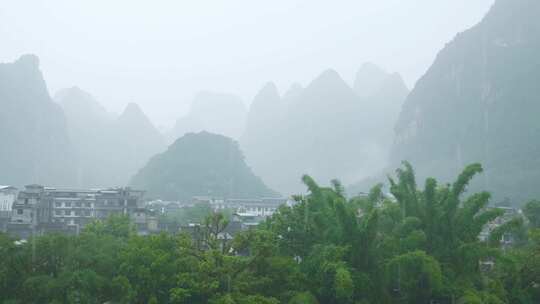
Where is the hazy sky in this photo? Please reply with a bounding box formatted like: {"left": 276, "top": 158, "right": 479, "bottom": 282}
{"left": 1, "top": 0, "right": 494, "bottom": 128}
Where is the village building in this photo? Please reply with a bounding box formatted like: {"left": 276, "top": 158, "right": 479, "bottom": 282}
{"left": 7, "top": 184, "right": 152, "bottom": 239}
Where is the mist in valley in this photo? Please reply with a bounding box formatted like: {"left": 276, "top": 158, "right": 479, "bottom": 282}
{"left": 5, "top": 1, "right": 540, "bottom": 303}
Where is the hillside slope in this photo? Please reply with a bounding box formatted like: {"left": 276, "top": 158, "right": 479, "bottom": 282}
{"left": 0, "top": 55, "right": 75, "bottom": 186}
{"left": 131, "top": 131, "right": 277, "bottom": 200}
{"left": 391, "top": 0, "right": 540, "bottom": 204}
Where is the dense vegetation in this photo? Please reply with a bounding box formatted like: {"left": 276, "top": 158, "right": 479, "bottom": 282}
{"left": 158, "top": 202, "right": 234, "bottom": 227}
{"left": 130, "top": 131, "right": 278, "bottom": 201}
{"left": 1, "top": 163, "right": 539, "bottom": 303}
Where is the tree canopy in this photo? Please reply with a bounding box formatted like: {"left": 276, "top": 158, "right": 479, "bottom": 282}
{"left": 1, "top": 162, "right": 538, "bottom": 303}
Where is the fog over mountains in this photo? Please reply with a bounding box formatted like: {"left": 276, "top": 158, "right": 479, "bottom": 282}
{"left": 7, "top": 2, "right": 540, "bottom": 303}
{"left": 241, "top": 66, "right": 408, "bottom": 194}
{"left": 4, "top": 0, "right": 540, "bottom": 206}
{"left": 388, "top": 0, "right": 540, "bottom": 203}
{"left": 0, "top": 53, "right": 407, "bottom": 197}
{"left": 169, "top": 91, "right": 247, "bottom": 142}
{"left": 0, "top": 57, "right": 166, "bottom": 188}
{"left": 0, "top": 55, "right": 76, "bottom": 187}
{"left": 55, "top": 87, "right": 166, "bottom": 188}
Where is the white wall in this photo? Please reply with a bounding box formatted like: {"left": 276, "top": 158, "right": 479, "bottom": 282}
{"left": 0, "top": 191, "right": 16, "bottom": 212}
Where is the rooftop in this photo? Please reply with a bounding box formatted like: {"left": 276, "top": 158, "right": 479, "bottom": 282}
{"left": 0, "top": 185, "right": 17, "bottom": 191}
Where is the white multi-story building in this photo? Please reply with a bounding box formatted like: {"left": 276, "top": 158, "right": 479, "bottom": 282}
{"left": 9, "top": 185, "right": 146, "bottom": 238}
{"left": 0, "top": 186, "right": 17, "bottom": 216}
{"left": 200, "top": 197, "right": 289, "bottom": 217}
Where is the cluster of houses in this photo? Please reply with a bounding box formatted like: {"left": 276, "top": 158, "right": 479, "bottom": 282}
{"left": 2, "top": 183, "right": 522, "bottom": 247}
{"left": 146, "top": 196, "right": 291, "bottom": 235}
{"left": 0, "top": 184, "right": 152, "bottom": 238}
{"left": 0, "top": 184, "right": 291, "bottom": 240}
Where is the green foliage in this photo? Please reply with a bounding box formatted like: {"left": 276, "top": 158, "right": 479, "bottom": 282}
{"left": 130, "top": 131, "right": 278, "bottom": 200}
{"left": 387, "top": 250, "right": 442, "bottom": 303}
{"left": 1, "top": 163, "right": 539, "bottom": 303}
{"left": 334, "top": 267, "right": 354, "bottom": 302}
{"left": 160, "top": 202, "right": 214, "bottom": 226}
{"left": 524, "top": 200, "right": 540, "bottom": 228}
{"left": 488, "top": 217, "right": 524, "bottom": 247}
{"left": 83, "top": 214, "right": 134, "bottom": 238}
{"left": 288, "top": 292, "right": 319, "bottom": 304}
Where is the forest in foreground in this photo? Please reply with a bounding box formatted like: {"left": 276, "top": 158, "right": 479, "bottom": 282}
{"left": 1, "top": 162, "right": 539, "bottom": 304}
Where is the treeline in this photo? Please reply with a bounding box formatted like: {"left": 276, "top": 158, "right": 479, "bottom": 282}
{"left": 1, "top": 163, "right": 539, "bottom": 303}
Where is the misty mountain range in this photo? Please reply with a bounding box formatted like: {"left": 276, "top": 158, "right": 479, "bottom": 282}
{"left": 0, "top": 55, "right": 75, "bottom": 187}
{"left": 241, "top": 66, "right": 408, "bottom": 194}
{"left": 0, "top": 53, "right": 404, "bottom": 197}
{"left": 56, "top": 87, "right": 166, "bottom": 187}
{"left": 386, "top": 0, "right": 540, "bottom": 204}
{"left": 168, "top": 91, "right": 247, "bottom": 142}
{"left": 0, "top": 57, "right": 166, "bottom": 189}
{"left": 1, "top": 0, "right": 540, "bottom": 205}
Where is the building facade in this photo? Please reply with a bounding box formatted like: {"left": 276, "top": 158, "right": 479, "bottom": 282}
{"left": 0, "top": 186, "right": 17, "bottom": 231}
{"left": 211, "top": 197, "right": 289, "bottom": 217}
{"left": 8, "top": 185, "right": 147, "bottom": 238}
{"left": 0, "top": 186, "right": 17, "bottom": 215}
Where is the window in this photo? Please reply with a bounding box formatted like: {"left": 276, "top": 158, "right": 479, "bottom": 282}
{"left": 24, "top": 198, "right": 28, "bottom": 204}
{"left": 55, "top": 210, "right": 62, "bottom": 216}
{"left": 75, "top": 210, "right": 81, "bottom": 216}
{"left": 55, "top": 202, "right": 61, "bottom": 207}
{"left": 65, "top": 202, "right": 71, "bottom": 207}
{"left": 65, "top": 210, "right": 72, "bottom": 216}
{"left": 86, "top": 202, "right": 91, "bottom": 208}
{"left": 76, "top": 202, "right": 81, "bottom": 207}
{"left": 84, "top": 210, "right": 91, "bottom": 216}
{"left": 17, "top": 209, "right": 23, "bottom": 215}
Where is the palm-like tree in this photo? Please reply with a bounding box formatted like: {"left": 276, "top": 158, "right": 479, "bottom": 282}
{"left": 389, "top": 162, "right": 517, "bottom": 278}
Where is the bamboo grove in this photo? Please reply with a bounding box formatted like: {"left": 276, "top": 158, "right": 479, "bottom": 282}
{"left": 0, "top": 162, "right": 539, "bottom": 303}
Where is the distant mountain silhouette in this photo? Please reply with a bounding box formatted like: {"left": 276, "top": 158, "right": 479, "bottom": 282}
{"left": 113, "top": 102, "right": 167, "bottom": 185}
{"left": 240, "top": 82, "right": 285, "bottom": 183}
{"left": 353, "top": 62, "right": 391, "bottom": 98}
{"left": 359, "top": 71, "right": 409, "bottom": 151}
{"left": 130, "top": 131, "right": 277, "bottom": 200}
{"left": 56, "top": 88, "right": 166, "bottom": 187}
{"left": 0, "top": 55, "right": 76, "bottom": 187}
{"left": 241, "top": 65, "right": 408, "bottom": 195}
{"left": 390, "top": 0, "right": 540, "bottom": 204}
{"left": 170, "top": 91, "right": 246, "bottom": 142}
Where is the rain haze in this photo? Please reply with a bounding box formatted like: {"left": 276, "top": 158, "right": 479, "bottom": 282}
{"left": 1, "top": 0, "right": 494, "bottom": 128}
{"left": 4, "top": 1, "right": 540, "bottom": 302}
